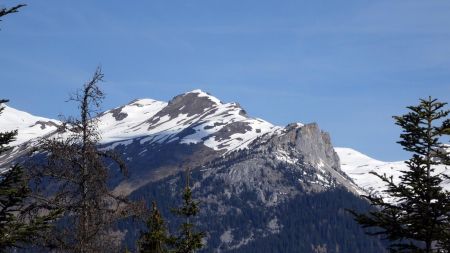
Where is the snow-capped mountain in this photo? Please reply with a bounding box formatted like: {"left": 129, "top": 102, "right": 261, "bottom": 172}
{"left": 0, "top": 90, "right": 450, "bottom": 202}
{"left": 2, "top": 89, "right": 445, "bottom": 252}
{"left": 2, "top": 90, "right": 448, "bottom": 200}
{"left": 96, "top": 89, "right": 281, "bottom": 153}
{"left": 1, "top": 90, "right": 279, "bottom": 153}
{"left": 1, "top": 90, "right": 359, "bottom": 194}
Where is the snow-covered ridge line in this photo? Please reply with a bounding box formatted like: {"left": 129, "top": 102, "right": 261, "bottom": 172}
{"left": 0, "top": 90, "right": 288, "bottom": 153}
{"left": 0, "top": 105, "right": 60, "bottom": 146}
{"left": 96, "top": 90, "right": 285, "bottom": 152}
{"left": 6, "top": 89, "right": 449, "bottom": 202}
{"left": 336, "top": 147, "right": 450, "bottom": 199}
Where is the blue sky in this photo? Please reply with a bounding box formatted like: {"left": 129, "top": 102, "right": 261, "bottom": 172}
{"left": 1, "top": 0, "right": 449, "bottom": 161}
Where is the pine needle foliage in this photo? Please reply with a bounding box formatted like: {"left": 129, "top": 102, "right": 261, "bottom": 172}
{"left": 350, "top": 97, "right": 450, "bottom": 253}
{"left": 0, "top": 100, "right": 60, "bottom": 250}
{"left": 139, "top": 201, "right": 169, "bottom": 253}
{"left": 168, "top": 169, "right": 205, "bottom": 253}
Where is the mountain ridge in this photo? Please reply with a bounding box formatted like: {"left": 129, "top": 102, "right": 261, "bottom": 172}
{"left": 0, "top": 90, "right": 411, "bottom": 252}
{"left": 2, "top": 89, "right": 449, "bottom": 198}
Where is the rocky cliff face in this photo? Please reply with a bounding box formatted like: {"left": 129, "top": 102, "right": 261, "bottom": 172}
{"left": 126, "top": 120, "right": 383, "bottom": 252}
{"left": 108, "top": 113, "right": 360, "bottom": 200}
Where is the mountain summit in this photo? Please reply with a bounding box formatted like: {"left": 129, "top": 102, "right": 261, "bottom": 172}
{"left": 96, "top": 89, "right": 281, "bottom": 153}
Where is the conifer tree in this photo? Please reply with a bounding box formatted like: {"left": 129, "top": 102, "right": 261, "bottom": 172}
{"left": 139, "top": 201, "right": 169, "bottom": 253}
{"left": 351, "top": 97, "right": 450, "bottom": 252}
{"left": 0, "top": 100, "right": 59, "bottom": 250}
{"left": 168, "top": 169, "right": 205, "bottom": 253}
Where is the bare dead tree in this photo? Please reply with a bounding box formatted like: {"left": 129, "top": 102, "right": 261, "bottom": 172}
{"left": 29, "top": 68, "right": 144, "bottom": 253}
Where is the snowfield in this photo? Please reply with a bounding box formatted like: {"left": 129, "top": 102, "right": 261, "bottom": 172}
{"left": 0, "top": 105, "right": 60, "bottom": 146}
{"left": 336, "top": 147, "right": 450, "bottom": 200}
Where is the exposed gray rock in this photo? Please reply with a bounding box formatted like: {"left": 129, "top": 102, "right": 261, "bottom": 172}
{"left": 124, "top": 120, "right": 364, "bottom": 251}
{"left": 207, "top": 121, "right": 253, "bottom": 143}
{"left": 31, "top": 120, "right": 60, "bottom": 130}
{"left": 146, "top": 91, "right": 220, "bottom": 127}
{"left": 110, "top": 107, "right": 128, "bottom": 121}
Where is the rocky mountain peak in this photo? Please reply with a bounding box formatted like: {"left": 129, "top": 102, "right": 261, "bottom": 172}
{"left": 291, "top": 123, "right": 340, "bottom": 172}
{"left": 155, "top": 89, "right": 222, "bottom": 120}
{"left": 231, "top": 121, "right": 358, "bottom": 194}
{"left": 251, "top": 122, "right": 339, "bottom": 171}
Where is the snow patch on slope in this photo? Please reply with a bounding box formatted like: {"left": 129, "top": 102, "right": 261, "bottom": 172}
{"left": 191, "top": 89, "right": 222, "bottom": 105}
{"left": 0, "top": 105, "right": 60, "bottom": 146}
{"left": 1, "top": 90, "right": 283, "bottom": 155}
{"left": 97, "top": 90, "right": 281, "bottom": 152}
{"left": 336, "top": 147, "right": 450, "bottom": 200}
{"left": 97, "top": 98, "right": 168, "bottom": 143}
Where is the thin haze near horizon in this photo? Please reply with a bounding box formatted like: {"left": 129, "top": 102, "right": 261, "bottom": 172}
{"left": 1, "top": 0, "right": 449, "bottom": 161}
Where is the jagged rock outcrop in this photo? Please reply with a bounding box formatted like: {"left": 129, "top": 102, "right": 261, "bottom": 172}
{"left": 126, "top": 120, "right": 383, "bottom": 252}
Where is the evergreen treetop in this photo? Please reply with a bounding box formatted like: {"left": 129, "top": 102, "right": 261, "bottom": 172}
{"left": 0, "top": 100, "right": 60, "bottom": 250}
{"left": 168, "top": 169, "right": 205, "bottom": 253}
{"left": 351, "top": 97, "right": 450, "bottom": 253}
{"left": 139, "top": 201, "right": 169, "bottom": 253}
